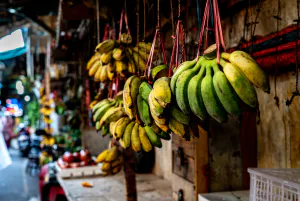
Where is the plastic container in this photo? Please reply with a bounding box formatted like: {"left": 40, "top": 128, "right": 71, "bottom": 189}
{"left": 248, "top": 168, "right": 300, "bottom": 201}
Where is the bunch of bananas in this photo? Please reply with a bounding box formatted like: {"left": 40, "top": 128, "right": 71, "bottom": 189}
{"left": 86, "top": 35, "right": 156, "bottom": 82}
{"left": 39, "top": 96, "right": 55, "bottom": 134}
{"left": 91, "top": 92, "right": 126, "bottom": 136}
{"left": 96, "top": 145, "right": 123, "bottom": 176}
{"left": 170, "top": 49, "right": 270, "bottom": 123}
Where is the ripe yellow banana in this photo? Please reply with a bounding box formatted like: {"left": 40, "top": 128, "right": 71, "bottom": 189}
{"left": 101, "top": 162, "right": 111, "bottom": 171}
{"left": 96, "top": 149, "right": 108, "bottom": 163}
{"left": 95, "top": 39, "right": 115, "bottom": 54}
{"left": 105, "top": 146, "right": 119, "bottom": 162}
{"left": 152, "top": 77, "right": 171, "bottom": 108}
{"left": 114, "top": 117, "right": 131, "bottom": 140}
{"left": 222, "top": 51, "right": 270, "bottom": 93}
{"left": 88, "top": 60, "right": 101, "bottom": 77}
{"left": 131, "top": 123, "right": 141, "bottom": 152}
{"left": 139, "top": 126, "right": 152, "bottom": 152}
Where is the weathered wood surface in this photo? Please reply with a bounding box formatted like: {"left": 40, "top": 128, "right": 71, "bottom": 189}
{"left": 257, "top": 73, "right": 300, "bottom": 168}
{"left": 208, "top": 116, "right": 243, "bottom": 192}
{"left": 57, "top": 173, "right": 172, "bottom": 201}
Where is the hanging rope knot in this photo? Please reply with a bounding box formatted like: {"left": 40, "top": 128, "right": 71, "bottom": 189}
{"left": 171, "top": 35, "right": 176, "bottom": 39}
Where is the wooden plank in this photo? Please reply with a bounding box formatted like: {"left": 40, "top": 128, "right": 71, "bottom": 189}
{"left": 241, "top": 110, "right": 258, "bottom": 190}
{"left": 172, "top": 154, "right": 195, "bottom": 183}
{"left": 172, "top": 134, "right": 195, "bottom": 158}
{"left": 194, "top": 125, "right": 209, "bottom": 199}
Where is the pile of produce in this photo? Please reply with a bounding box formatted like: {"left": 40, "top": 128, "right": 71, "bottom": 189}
{"left": 86, "top": 35, "right": 157, "bottom": 82}
{"left": 57, "top": 150, "right": 96, "bottom": 169}
{"left": 39, "top": 94, "right": 54, "bottom": 134}
{"left": 96, "top": 145, "right": 123, "bottom": 176}
{"left": 170, "top": 48, "right": 269, "bottom": 123}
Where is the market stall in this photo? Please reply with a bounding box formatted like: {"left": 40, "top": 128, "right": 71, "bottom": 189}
{"left": 3, "top": 0, "right": 300, "bottom": 200}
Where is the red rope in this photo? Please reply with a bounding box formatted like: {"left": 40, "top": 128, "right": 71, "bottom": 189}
{"left": 118, "top": 9, "right": 131, "bottom": 41}
{"left": 168, "top": 20, "right": 186, "bottom": 77}
{"left": 196, "top": 0, "right": 210, "bottom": 60}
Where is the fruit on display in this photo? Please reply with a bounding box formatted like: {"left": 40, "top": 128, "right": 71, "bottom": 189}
{"left": 57, "top": 150, "right": 95, "bottom": 169}
{"left": 95, "top": 145, "right": 123, "bottom": 176}
{"left": 86, "top": 38, "right": 158, "bottom": 83}
{"left": 221, "top": 51, "right": 270, "bottom": 93}
{"left": 170, "top": 48, "right": 269, "bottom": 123}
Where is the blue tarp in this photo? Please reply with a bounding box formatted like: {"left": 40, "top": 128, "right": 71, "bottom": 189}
{"left": 0, "top": 27, "right": 28, "bottom": 61}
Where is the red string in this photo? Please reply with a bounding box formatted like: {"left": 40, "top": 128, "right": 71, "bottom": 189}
{"left": 118, "top": 9, "right": 131, "bottom": 41}
{"left": 145, "top": 29, "right": 158, "bottom": 80}
{"left": 118, "top": 10, "right": 124, "bottom": 40}
{"left": 169, "top": 20, "right": 186, "bottom": 77}
{"left": 196, "top": 0, "right": 211, "bottom": 60}
{"left": 103, "top": 24, "right": 110, "bottom": 41}
{"left": 215, "top": 0, "right": 226, "bottom": 52}
{"left": 213, "top": 0, "right": 220, "bottom": 63}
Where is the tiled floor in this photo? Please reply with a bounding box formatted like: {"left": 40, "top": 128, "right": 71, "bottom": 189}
{"left": 57, "top": 172, "right": 172, "bottom": 201}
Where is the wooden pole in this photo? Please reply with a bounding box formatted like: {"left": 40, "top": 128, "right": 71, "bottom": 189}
{"left": 122, "top": 148, "right": 137, "bottom": 201}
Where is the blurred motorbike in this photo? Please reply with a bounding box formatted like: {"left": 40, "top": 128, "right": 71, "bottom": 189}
{"left": 17, "top": 127, "right": 31, "bottom": 157}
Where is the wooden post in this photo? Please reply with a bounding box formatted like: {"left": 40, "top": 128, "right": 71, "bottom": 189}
{"left": 241, "top": 110, "right": 257, "bottom": 189}
{"left": 194, "top": 126, "right": 209, "bottom": 200}
{"left": 122, "top": 148, "right": 137, "bottom": 201}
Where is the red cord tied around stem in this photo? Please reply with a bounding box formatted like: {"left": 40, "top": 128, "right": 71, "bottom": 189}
{"left": 113, "top": 75, "right": 121, "bottom": 98}
{"left": 196, "top": 0, "right": 226, "bottom": 63}
{"left": 168, "top": 20, "right": 186, "bottom": 77}
{"left": 118, "top": 9, "right": 131, "bottom": 41}
{"left": 144, "top": 28, "right": 167, "bottom": 83}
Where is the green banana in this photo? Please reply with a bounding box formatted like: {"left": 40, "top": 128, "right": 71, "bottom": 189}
{"left": 96, "top": 121, "right": 100, "bottom": 132}
{"left": 219, "top": 59, "right": 258, "bottom": 108}
{"left": 139, "top": 82, "right": 152, "bottom": 102}
{"left": 156, "top": 131, "right": 171, "bottom": 140}
{"left": 201, "top": 65, "right": 228, "bottom": 123}
{"left": 175, "top": 58, "right": 205, "bottom": 114}
{"left": 92, "top": 99, "right": 110, "bottom": 114}
{"left": 188, "top": 61, "right": 208, "bottom": 120}
{"left": 144, "top": 126, "right": 162, "bottom": 148}
{"left": 170, "top": 103, "right": 190, "bottom": 125}
{"left": 211, "top": 62, "right": 242, "bottom": 119}
{"left": 129, "top": 76, "right": 142, "bottom": 109}
{"left": 93, "top": 100, "right": 116, "bottom": 122}
{"left": 102, "top": 125, "right": 109, "bottom": 136}
{"left": 170, "top": 59, "right": 198, "bottom": 93}
{"left": 123, "top": 121, "right": 135, "bottom": 148}
{"left": 137, "top": 95, "right": 152, "bottom": 126}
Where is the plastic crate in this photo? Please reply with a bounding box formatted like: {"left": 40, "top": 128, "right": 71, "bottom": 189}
{"left": 248, "top": 168, "right": 300, "bottom": 201}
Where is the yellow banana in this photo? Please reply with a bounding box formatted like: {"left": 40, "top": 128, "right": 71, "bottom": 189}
{"left": 101, "top": 162, "right": 111, "bottom": 171}
{"left": 99, "top": 65, "right": 108, "bottom": 82}
{"left": 95, "top": 39, "right": 115, "bottom": 54}
{"left": 105, "top": 146, "right": 119, "bottom": 162}
{"left": 131, "top": 123, "right": 141, "bottom": 152}
{"left": 222, "top": 51, "right": 270, "bottom": 93}
{"left": 88, "top": 60, "right": 101, "bottom": 77}
{"left": 101, "top": 51, "right": 113, "bottom": 64}
{"left": 114, "top": 117, "right": 131, "bottom": 140}
{"left": 96, "top": 149, "right": 109, "bottom": 163}
{"left": 152, "top": 77, "right": 171, "bottom": 108}
{"left": 139, "top": 126, "right": 152, "bottom": 152}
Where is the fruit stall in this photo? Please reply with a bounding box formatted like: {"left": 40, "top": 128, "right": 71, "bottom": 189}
{"left": 13, "top": 0, "right": 300, "bottom": 200}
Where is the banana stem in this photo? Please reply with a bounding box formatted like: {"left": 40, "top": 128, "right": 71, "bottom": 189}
{"left": 211, "top": 63, "right": 220, "bottom": 73}
{"left": 197, "top": 61, "right": 207, "bottom": 78}
{"left": 219, "top": 58, "right": 227, "bottom": 68}
{"left": 221, "top": 52, "right": 230, "bottom": 60}
{"left": 206, "top": 64, "right": 212, "bottom": 76}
